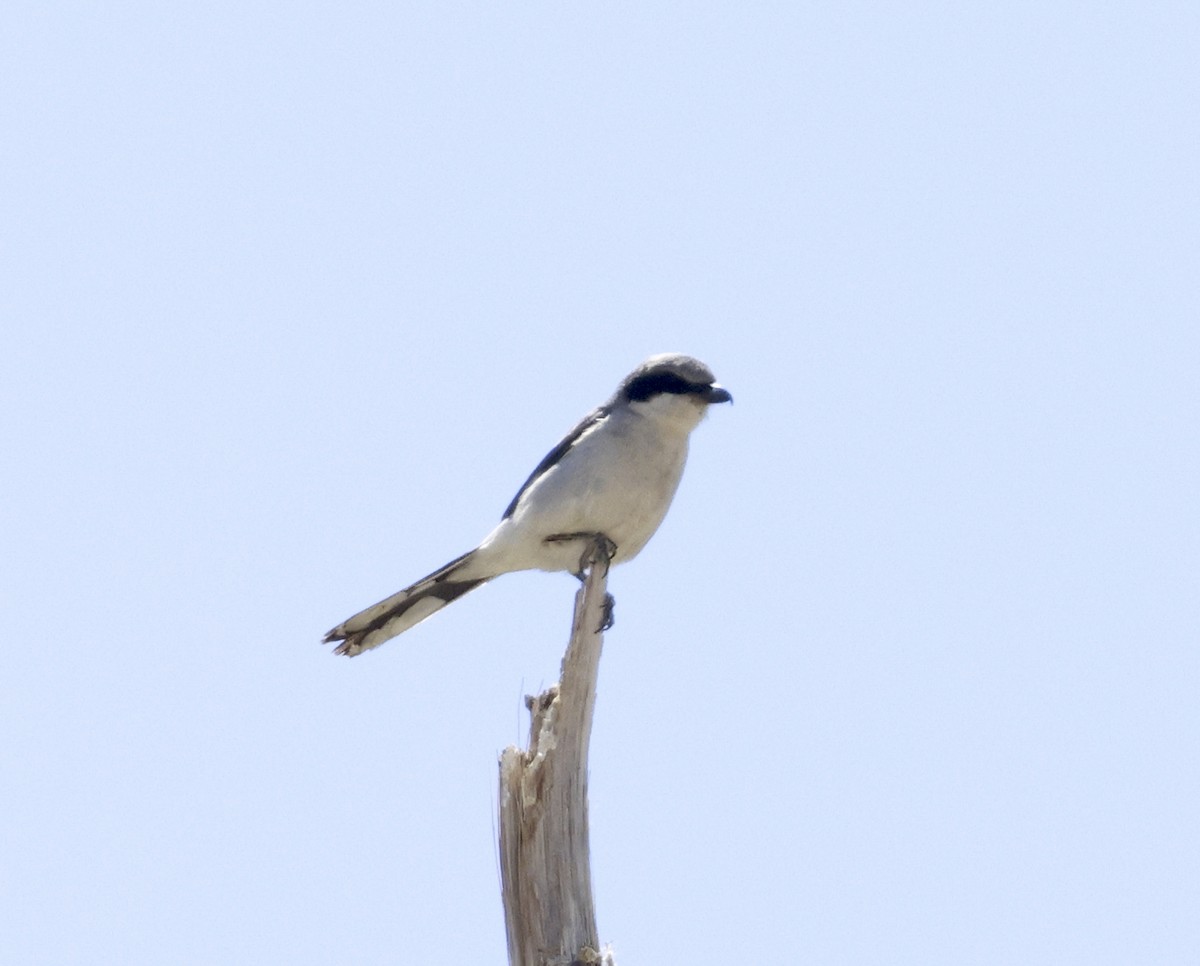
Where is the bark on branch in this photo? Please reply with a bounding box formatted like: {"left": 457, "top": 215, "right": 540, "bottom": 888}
{"left": 498, "top": 537, "right": 617, "bottom": 966}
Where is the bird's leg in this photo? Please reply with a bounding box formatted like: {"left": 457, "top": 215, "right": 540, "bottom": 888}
{"left": 582, "top": 534, "right": 616, "bottom": 631}
{"left": 583, "top": 533, "right": 617, "bottom": 577}
{"left": 598, "top": 592, "right": 616, "bottom": 632}
{"left": 545, "top": 532, "right": 618, "bottom": 632}
{"left": 545, "top": 531, "right": 617, "bottom": 580}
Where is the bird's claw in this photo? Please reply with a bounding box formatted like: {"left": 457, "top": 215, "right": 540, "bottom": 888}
{"left": 547, "top": 532, "right": 615, "bottom": 629}
{"left": 597, "top": 592, "right": 615, "bottom": 633}
{"left": 549, "top": 531, "right": 616, "bottom": 579}
{"left": 583, "top": 534, "right": 617, "bottom": 576}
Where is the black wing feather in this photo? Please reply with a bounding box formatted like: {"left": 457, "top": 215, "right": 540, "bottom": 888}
{"left": 501, "top": 406, "right": 610, "bottom": 519}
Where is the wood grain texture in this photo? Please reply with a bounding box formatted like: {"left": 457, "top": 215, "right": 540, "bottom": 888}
{"left": 498, "top": 538, "right": 617, "bottom": 966}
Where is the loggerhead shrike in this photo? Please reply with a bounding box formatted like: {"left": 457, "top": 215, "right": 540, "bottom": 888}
{"left": 323, "top": 353, "right": 732, "bottom": 656}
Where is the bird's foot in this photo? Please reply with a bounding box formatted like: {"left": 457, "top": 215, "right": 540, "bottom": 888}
{"left": 547, "top": 531, "right": 617, "bottom": 579}
{"left": 584, "top": 534, "right": 617, "bottom": 576}
{"left": 547, "top": 532, "right": 616, "bottom": 631}
{"left": 597, "top": 592, "right": 616, "bottom": 633}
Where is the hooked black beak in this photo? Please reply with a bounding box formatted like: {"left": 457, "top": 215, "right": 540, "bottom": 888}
{"left": 704, "top": 384, "right": 733, "bottom": 405}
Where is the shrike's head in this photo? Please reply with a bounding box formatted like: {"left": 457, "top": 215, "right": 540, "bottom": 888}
{"left": 615, "top": 354, "right": 733, "bottom": 431}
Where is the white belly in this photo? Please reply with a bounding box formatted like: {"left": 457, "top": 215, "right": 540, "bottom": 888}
{"left": 489, "top": 410, "right": 691, "bottom": 571}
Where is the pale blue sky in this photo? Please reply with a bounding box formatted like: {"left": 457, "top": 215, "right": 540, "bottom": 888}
{"left": 2, "top": 2, "right": 1197, "bottom": 963}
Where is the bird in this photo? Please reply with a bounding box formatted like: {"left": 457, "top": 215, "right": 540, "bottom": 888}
{"left": 323, "top": 353, "right": 732, "bottom": 656}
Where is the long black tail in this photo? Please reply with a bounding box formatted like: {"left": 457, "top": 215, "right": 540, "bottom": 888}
{"left": 323, "top": 551, "right": 490, "bottom": 656}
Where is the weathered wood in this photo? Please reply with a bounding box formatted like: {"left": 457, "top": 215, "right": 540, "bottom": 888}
{"left": 498, "top": 538, "right": 617, "bottom": 966}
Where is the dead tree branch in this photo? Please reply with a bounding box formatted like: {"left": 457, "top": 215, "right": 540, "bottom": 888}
{"left": 498, "top": 537, "right": 617, "bottom": 966}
